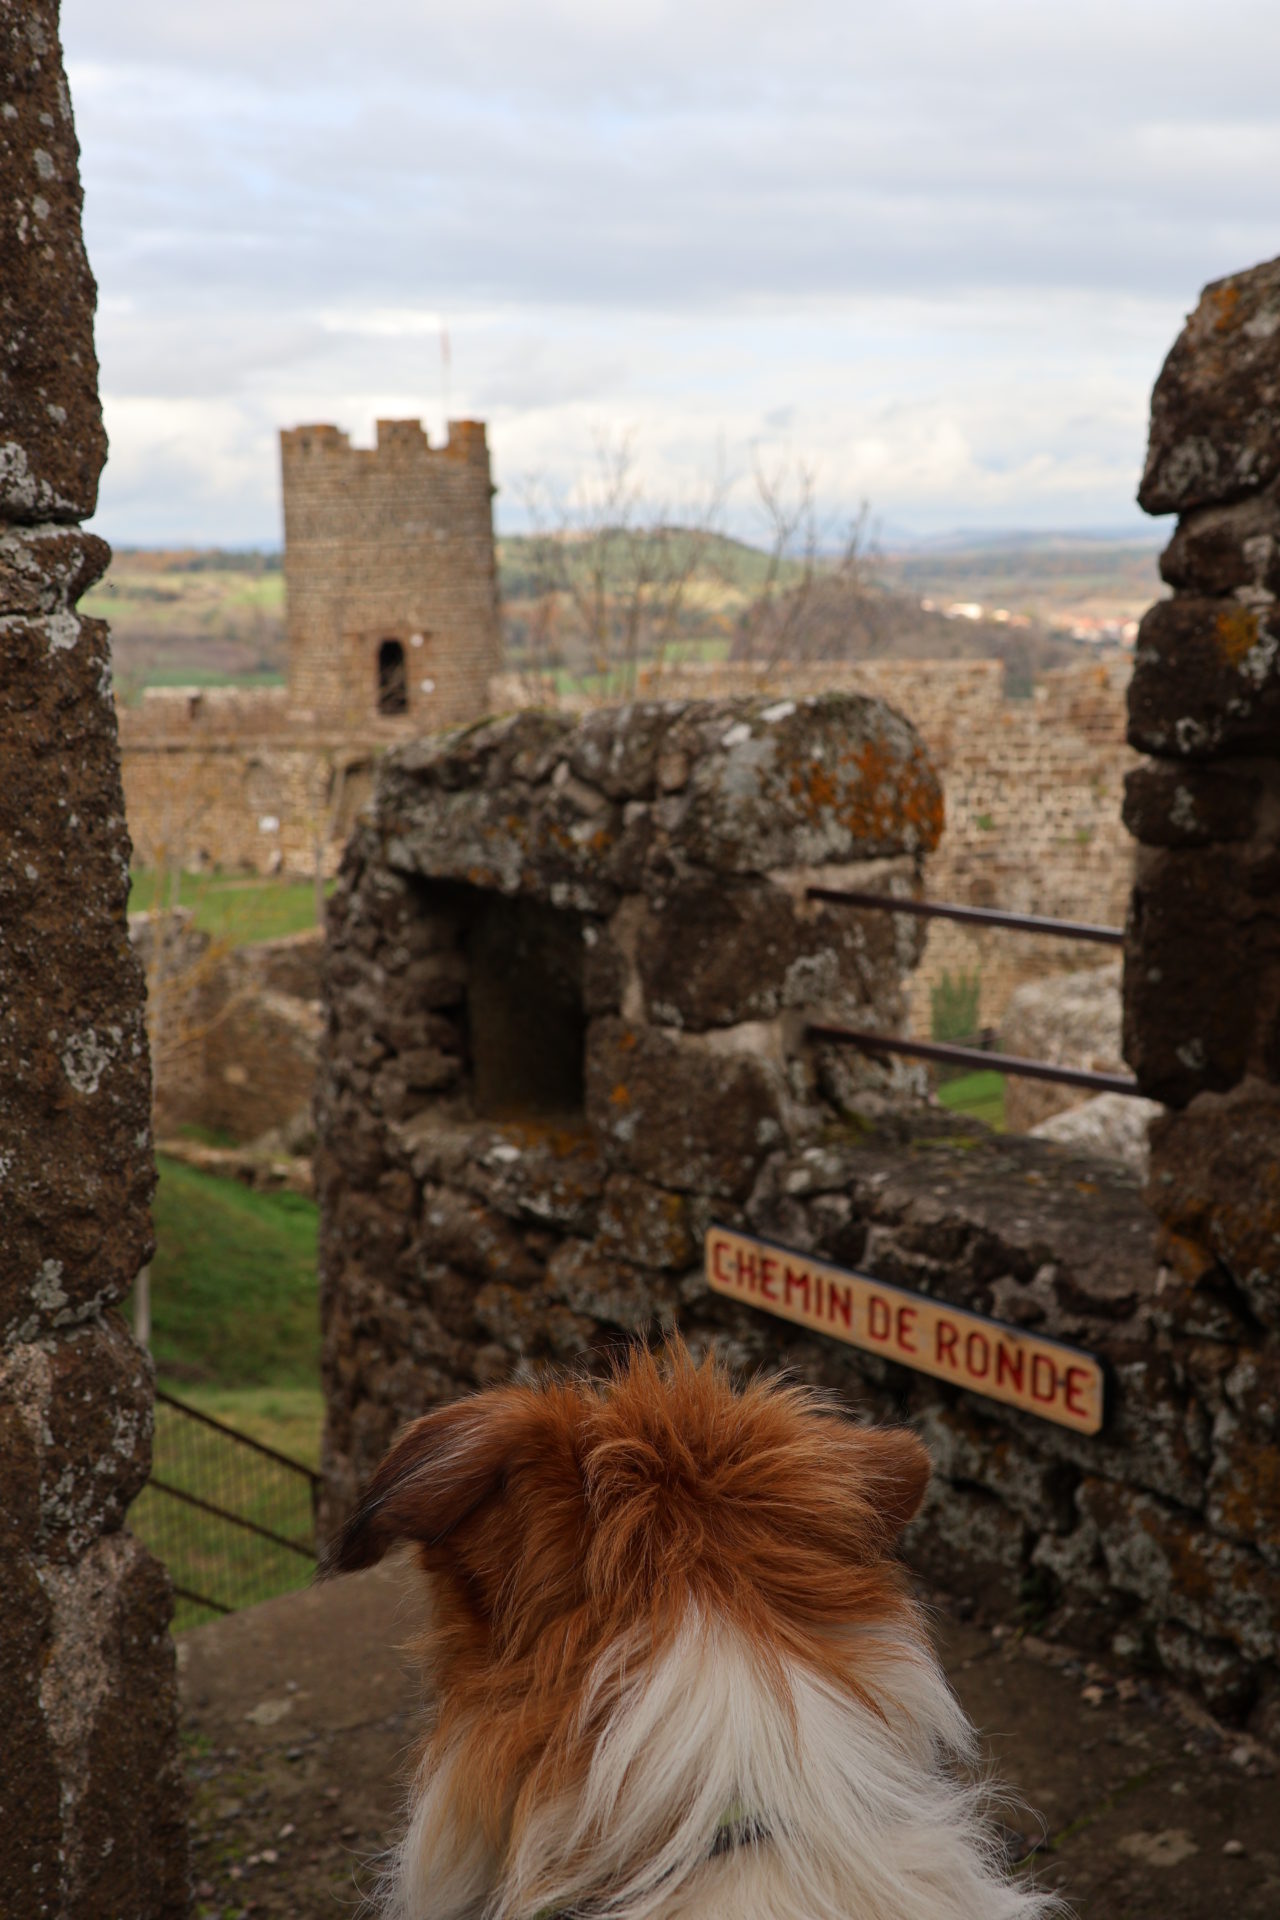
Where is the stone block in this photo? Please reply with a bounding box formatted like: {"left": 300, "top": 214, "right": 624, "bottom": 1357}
{"left": 0, "top": 1556, "right": 60, "bottom": 1915}
{"left": 1160, "top": 480, "right": 1280, "bottom": 597}
{"left": 585, "top": 1018, "right": 787, "bottom": 1201}
{"left": 0, "top": 523, "right": 109, "bottom": 614}
{"left": 565, "top": 701, "right": 671, "bottom": 798}
{"left": 904, "top": 1476, "right": 1029, "bottom": 1614}
{"left": 1075, "top": 1475, "right": 1280, "bottom": 1662}
{"left": 668, "top": 692, "right": 943, "bottom": 871}
{"left": 1127, "top": 596, "right": 1280, "bottom": 758}
{"left": 0, "top": 3, "right": 107, "bottom": 521}
{"left": 1139, "top": 255, "right": 1280, "bottom": 515}
{"left": 1122, "top": 759, "right": 1263, "bottom": 848}
{"left": 997, "top": 963, "right": 1124, "bottom": 1132}
{"left": 419, "top": 1185, "right": 545, "bottom": 1287}
{"left": 634, "top": 875, "right": 904, "bottom": 1030}
{"left": 1146, "top": 1089, "right": 1280, "bottom": 1329}
{"left": 0, "top": 610, "right": 155, "bottom": 1343}
{"left": 1207, "top": 1413, "right": 1280, "bottom": 1567}
{"left": 545, "top": 1237, "right": 678, "bottom": 1330}
{"left": 1123, "top": 846, "right": 1280, "bottom": 1106}
{"left": 36, "top": 1532, "right": 189, "bottom": 1918}
{"left": 597, "top": 1173, "right": 697, "bottom": 1271}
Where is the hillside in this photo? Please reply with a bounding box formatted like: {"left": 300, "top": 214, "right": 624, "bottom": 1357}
{"left": 90, "top": 532, "right": 1156, "bottom": 701}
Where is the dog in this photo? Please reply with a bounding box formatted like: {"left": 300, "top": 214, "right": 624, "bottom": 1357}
{"left": 329, "top": 1340, "right": 1051, "bottom": 1920}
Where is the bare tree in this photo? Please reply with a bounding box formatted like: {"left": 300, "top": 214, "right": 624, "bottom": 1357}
{"left": 516, "top": 429, "right": 730, "bottom": 699}
{"left": 732, "top": 454, "right": 881, "bottom": 673}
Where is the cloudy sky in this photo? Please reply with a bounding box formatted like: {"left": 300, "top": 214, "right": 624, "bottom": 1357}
{"left": 62, "top": 0, "right": 1279, "bottom": 548}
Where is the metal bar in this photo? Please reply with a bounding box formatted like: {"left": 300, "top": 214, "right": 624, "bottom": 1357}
{"left": 805, "top": 1022, "right": 1145, "bottom": 1096}
{"left": 170, "top": 1582, "right": 232, "bottom": 1618}
{"left": 155, "top": 1387, "right": 321, "bottom": 1486}
{"left": 806, "top": 886, "right": 1125, "bottom": 946}
{"left": 148, "top": 1478, "right": 317, "bottom": 1561}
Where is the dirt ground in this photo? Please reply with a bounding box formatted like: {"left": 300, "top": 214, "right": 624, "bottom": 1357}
{"left": 179, "top": 1564, "right": 1279, "bottom": 1920}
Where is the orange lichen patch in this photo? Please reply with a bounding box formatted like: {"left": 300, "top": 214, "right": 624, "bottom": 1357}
{"left": 1156, "top": 1229, "right": 1218, "bottom": 1287}
{"left": 1150, "top": 1512, "right": 1217, "bottom": 1603}
{"left": 1210, "top": 281, "right": 1241, "bottom": 333}
{"left": 609, "top": 1083, "right": 631, "bottom": 1107}
{"left": 509, "top": 1119, "right": 598, "bottom": 1160}
{"left": 466, "top": 865, "right": 500, "bottom": 888}
{"left": 1215, "top": 605, "right": 1260, "bottom": 669}
{"left": 589, "top": 827, "right": 615, "bottom": 856}
{"left": 787, "top": 760, "right": 840, "bottom": 817}
{"left": 616, "top": 1029, "right": 638, "bottom": 1053}
{"left": 1214, "top": 1438, "right": 1280, "bottom": 1541}
{"left": 781, "top": 734, "right": 941, "bottom": 850}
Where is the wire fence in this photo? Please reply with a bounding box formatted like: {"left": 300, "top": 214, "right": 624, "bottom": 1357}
{"left": 129, "top": 1388, "right": 320, "bottom": 1631}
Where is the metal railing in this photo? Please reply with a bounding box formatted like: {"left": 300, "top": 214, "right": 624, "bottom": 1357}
{"left": 129, "top": 1388, "right": 320, "bottom": 1631}
{"left": 806, "top": 887, "right": 1144, "bottom": 1098}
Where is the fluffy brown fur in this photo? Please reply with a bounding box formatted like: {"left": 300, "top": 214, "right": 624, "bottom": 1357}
{"left": 330, "top": 1341, "right": 1048, "bottom": 1920}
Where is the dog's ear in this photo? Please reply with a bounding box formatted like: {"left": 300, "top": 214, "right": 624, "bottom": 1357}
{"left": 846, "top": 1423, "right": 931, "bottom": 1546}
{"left": 324, "top": 1394, "right": 527, "bottom": 1576}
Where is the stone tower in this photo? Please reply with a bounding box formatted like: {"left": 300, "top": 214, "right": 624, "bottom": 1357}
{"left": 279, "top": 416, "right": 502, "bottom": 730}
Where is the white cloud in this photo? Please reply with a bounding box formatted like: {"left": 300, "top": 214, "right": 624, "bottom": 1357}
{"left": 59, "top": 0, "right": 1279, "bottom": 544}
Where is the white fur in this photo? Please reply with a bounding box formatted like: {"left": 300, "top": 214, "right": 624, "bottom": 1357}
{"left": 380, "top": 1609, "right": 1053, "bottom": 1920}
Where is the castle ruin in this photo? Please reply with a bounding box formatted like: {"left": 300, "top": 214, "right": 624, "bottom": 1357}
{"left": 118, "top": 416, "right": 503, "bottom": 875}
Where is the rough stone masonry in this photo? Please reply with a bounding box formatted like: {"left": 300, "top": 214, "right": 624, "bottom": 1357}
{"left": 0, "top": 4, "right": 187, "bottom": 1913}
{"left": 319, "top": 691, "right": 1279, "bottom": 1735}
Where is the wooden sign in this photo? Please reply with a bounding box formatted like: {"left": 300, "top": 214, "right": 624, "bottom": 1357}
{"left": 706, "top": 1227, "right": 1104, "bottom": 1435}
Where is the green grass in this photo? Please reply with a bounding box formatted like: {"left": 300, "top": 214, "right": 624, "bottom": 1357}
{"left": 129, "top": 868, "right": 328, "bottom": 946}
{"left": 126, "top": 1155, "right": 323, "bottom": 1627}
{"left": 131, "top": 1154, "right": 320, "bottom": 1389}
{"left": 937, "top": 1069, "right": 1006, "bottom": 1131}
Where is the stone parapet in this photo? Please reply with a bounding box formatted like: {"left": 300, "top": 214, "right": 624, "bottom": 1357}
{"left": 317, "top": 693, "right": 942, "bottom": 1528}
{"left": 1120, "top": 255, "right": 1280, "bottom": 1578}
{"left": 0, "top": 6, "right": 187, "bottom": 1910}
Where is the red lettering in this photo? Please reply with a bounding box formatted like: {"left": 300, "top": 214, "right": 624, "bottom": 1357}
{"left": 1064, "top": 1365, "right": 1091, "bottom": 1418}
{"left": 784, "top": 1265, "right": 811, "bottom": 1313}
{"left": 964, "top": 1329, "right": 990, "bottom": 1378}
{"left": 1031, "top": 1353, "right": 1059, "bottom": 1403}
{"left": 760, "top": 1256, "right": 779, "bottom": 1302}
{"left": 995, "top": 1343, "right": 1025, "bottom": 1393}
{"left": 712, "top": 1238, "right": 733, "bottom": 1285}
{"left": 896, "top": 1305, "right": 918, "bottom": 1354}
{"left": 829, "top": 1280, "right": 853, "bottom": 1330}
{"left": 735, "top": 1247, "right": 759, "bottom": 1293}
{"left": 935, "top": 1320, "right": 959, "bottom": 1368}
{"left": 868, "top": 1295, "right": 891, "bottom": 1342}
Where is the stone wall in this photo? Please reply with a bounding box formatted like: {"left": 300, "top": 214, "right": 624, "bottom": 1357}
{"left": 282, "top": 417, "right": 502, "bottom": 730}
{"left": 498, "top": 654, "right": 1138, "bottom": 1035}
{"left": 133, "top": 915, "right": 323, "bottom": 1144}
{"left": 316, "top": 693, "right": 942, "bottom": 1526}
{"left": 0, "top": 4, "right": 187, "bottom": 1911}
{"left": 317, "top": 692, "right": 1277, "bottom": 1732}
{"left": 1120, "top": 255, "right": 1280, "bottom": 1606}
{"left": 118, "top": 703, "right": 379, "bottom": 877}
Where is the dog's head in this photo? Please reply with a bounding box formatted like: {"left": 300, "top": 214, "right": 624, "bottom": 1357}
{"left": 327, "top": 1346, "right": 1051, "bottom": 1920}
{"left": 329, "top": 1337, "right": 927, "bottom": 1652}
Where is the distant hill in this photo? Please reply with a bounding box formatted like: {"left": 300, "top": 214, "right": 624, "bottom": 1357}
{"left": 91, "top": 533, "right": 1153, "bottom": 702}
{"left": 726, "top": 575, "right": 1084, "bottom": 696}
{"left": 877, "top": 533, "right": 1162, "bottom": 624}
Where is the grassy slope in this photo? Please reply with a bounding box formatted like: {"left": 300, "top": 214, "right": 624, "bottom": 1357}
{"left": 126, "top": 1155, "right": 322, "bottom": 1626}
{"left": 129, "top": 868, "right": 327, "bottom": 946}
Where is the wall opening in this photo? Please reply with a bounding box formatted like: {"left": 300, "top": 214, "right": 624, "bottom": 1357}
{"left": 463, "top": 893, "right": 585, "bottom": 1121}
{"left": 376, "top": 639, "right": 408, "bottom": 715}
